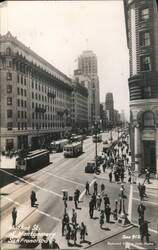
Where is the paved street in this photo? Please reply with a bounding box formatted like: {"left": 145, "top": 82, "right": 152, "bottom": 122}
{"left": 0, "top": 131, "right": 158, "bottom": 250}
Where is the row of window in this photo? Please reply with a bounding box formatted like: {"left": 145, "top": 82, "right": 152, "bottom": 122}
{"left": 7, "top": 122, "right": 65, "bottom": 131}
{"left": 17, "top": 87, "right": 27, "bottom": 97}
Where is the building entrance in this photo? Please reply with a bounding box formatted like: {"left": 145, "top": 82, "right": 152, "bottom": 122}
{"left": 143, "top": 141, "right": 156, "bottom": 173}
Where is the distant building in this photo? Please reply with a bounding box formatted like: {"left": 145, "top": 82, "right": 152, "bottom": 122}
{"left": 71, "top": 80, "right": 88, "bottom": 133}
{"left": 0, "top": 32, "right": 72, "bottom": 151}
{"left": 73, "top": 70, "right": 92, "bottom": 128}
{"left": 124, "top": 0, "right": 158, "bottom": 177}
{"left": 105, "top": 92, "right": 114, "bottom": 128}
{"left": 78, "top": 51, "right": 100, "bottom": 123}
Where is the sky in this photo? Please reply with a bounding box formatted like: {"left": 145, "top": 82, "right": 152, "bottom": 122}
{"left": 0, "top": 0, "right": 130, "bottom": 119}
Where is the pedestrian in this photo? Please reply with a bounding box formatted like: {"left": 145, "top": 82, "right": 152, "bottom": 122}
{"left": 30, "top": 190, "right": 37, "bottom": 207}
{"left": 74, "top": 189, "right": 80, "bottom": 209}
{"left": 101, "top": 183, "right": 105, "bottom": 193}
{"left": 137, "top": 202, "right": 146, "bottom": 222}
{"left": 89, "top": 198, "right": 95, "bottom": 219}
{"left": 65, "top": 223, "right": 72, "bottom": 246}
{"left": 71, "top": 209, "right": 77, "bottom": 225}
{"left": 137, "top": 183, "right": 144, "bottom": 201}
{"left": 51, "top": 238, "right": 60, "bottom": 249}
{"left": 92, "top": 193, "right": 97, "bottom": 209}
{"left": 71, "top": 224, "right": 79, "bottom": 246}
{"left": 144, "top": 169, "right": 150, "bottom": 184}
{"left": 103, "top": 194, "right": 110, "bottom": 208}
{"left": 105, "top": 204, "right": 111, "bottom": 223}
{"left": 109, "top": 171, "right": 112, "bottom": 183}
{"left": 96, "top": 194, "right": 102, "bottom": 211}
{"left": 80, "top": 222, "right": 88, "bottom": 242}
{"left": 102, "top": 162, "right": 106, "bottom": 173}
{"left": 99, "top": 210, "right": 104, "bottom": 229}
{"left": 120, "top": 171, "right": 124, "bottom": 183}
{"left": 12, "top": 207, "right": 17, "bottom": 227}
{"left": 41, "top": 235, "right": 50, "bottom": 249}
{"left": 85, "top": 181, "right": 90, "bottom": 195}
{"left": 113, "top": 200, "right": 118, "bottom": 220}
{"left": 139, "top": 220, "right": 150, "bottom": 244}
{"left": 93, "top": 181, "right": 98, "bottom": 195}
{"left": 62, "top": 213, "right": 69, "bottom": 236}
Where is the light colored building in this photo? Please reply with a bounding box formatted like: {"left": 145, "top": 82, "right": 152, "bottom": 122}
{"left": 124, "top": 0, "right": 158, "bottom": 177}
{"left": 73, "top": 69, "right": 93, "bottom": 128}
{"left": 0, "top": 32, "right": 72, "bottom": 151}
{"left": 78, "top": 51, "right": 100, "bottom": 123}
{"left": 71, "top": 80, "right": 88, "bottom": 132}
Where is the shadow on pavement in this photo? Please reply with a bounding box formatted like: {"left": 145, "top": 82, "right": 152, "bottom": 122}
{"left": 0, "top": 162, "right": 52, "bottom": 189}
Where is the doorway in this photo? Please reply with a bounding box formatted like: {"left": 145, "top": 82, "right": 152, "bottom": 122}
{"left": 143, "top": 141, "right": 156, "bottom": 173}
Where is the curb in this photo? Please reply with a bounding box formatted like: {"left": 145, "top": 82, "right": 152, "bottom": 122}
{"left": 84, "top": 224, "right": 134, "bottom": 249}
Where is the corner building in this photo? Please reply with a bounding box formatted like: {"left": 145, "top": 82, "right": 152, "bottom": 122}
{"left": 124, "top": 0, "right": 158, "bottom": 177}
{"left": 0, "top": 32, "right": 72, "bottom": 151}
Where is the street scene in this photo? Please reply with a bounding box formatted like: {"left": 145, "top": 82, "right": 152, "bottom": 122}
{"left": 0, "top": 0, "right": 158, "bottom": 250}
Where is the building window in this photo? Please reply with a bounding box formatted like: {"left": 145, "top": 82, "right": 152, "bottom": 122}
{"left": 7, "top": 110, "right": 12, "bottom": 118}
{"left": 7, "top": 72, "right": 12, "bottom": 80}
{"left": 140, "top": 56, "right": 151, "bottom": 71}
{"left": 18, "top": 111, "right": 20, "bottom": 118}
{"left": 143, "top": 111, "right": 155, "bottom": 127}
{"left": 21, "top": 100, "right": 23, "bottom": 107}
{"left": 17, "top": 99, "right": 20, "bottom": 107}
{"left": 6, "top": 139, "right": 14, "bottom": 150}
{"left": 139, "top": 31, "right": 150, "bottom": 47}
{"left": 7, "top": 85, "right": 12, "bottom": 93}
{"left": 17, "top": 74, "right": 20, "bottom": 83}
{"left": 6, "top": 47, "right": 11, "bottom": 56}
{"left": 7, "top": 122, "right": 13, "bottom": 130}
{"left": 24, "top": 100, "right": 27, "bottom": 107}
{"left": 140, "top": 8, "right": 149, "bottom": 21}
{"left": 24, "top": 90, "right": 26, "bottom": 97}
{"left": 17, "top": 87, "right": 20, "bottom": 95}
{"left": 21, "top": 88, "right": 23, "bottom": 96}
{"left": 142, "top": 86, "right": 151, "bottom": 99}
{"left": 21, "top": 75, "right": 23, "bottom": 84}
{"left": 7, "top": 97, "right": 12, "bottom": 105}
{"left": 18, "top": 123, "right": 20, "bottom": 130}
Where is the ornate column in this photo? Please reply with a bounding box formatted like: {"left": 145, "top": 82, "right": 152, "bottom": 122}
{"left": 134, "top": 123, "right": 141, "bottom": 172}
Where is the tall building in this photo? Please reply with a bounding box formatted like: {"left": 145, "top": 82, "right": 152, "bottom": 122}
{"left": 73, "top": 69, "right": 93, "bottom": 128}
{"left": 71, "top": 80, "right": 88, "bottom": 133}
{"left": 124, "top": 0, "right": 158, "bottom": 177}
{"left": 78, "top": 51, "right": 100, "bottom": 123}
{"left": 105, "top": 92, "right": 114, "bottom": 128}
{"left": 0, "top": 32, "right": 72, "bottom": 151}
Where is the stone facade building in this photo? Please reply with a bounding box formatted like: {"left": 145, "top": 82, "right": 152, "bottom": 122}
{"left": 124, "top": 0, "right": 158, "bottom": 176}
{"left": 78, "top": 51, "right": 100, "bottom": 123}
{"left": 71, "top": 80, "right": 88, "bottom": 132}
{"left": 0, "top": 32, "right": 72, "bottom": 151}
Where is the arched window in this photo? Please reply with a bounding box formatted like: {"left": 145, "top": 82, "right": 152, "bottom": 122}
{"left": 143, "top": 111, "right": 155, "bottom": 127}
{"left": 6, "top": 47, "right": 11, "bottom": 56}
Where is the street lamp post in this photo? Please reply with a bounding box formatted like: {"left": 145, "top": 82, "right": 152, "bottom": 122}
{"left": 117, "top": 184, "right": 131, "bottom": 226}
{"left": 93, "top": 122, "right": 99, "bottom": 168}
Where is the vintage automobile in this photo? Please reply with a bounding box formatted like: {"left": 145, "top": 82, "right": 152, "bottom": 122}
{"left": 85, "top": 160, "right": 101, "bottom": 174}
{"left": 85, "top": 160, "right": 96, "bottom": 173}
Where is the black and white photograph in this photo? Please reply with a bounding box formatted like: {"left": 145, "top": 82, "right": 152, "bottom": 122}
{"left": 0, "top": 0, "right": 158, "bottom": 249}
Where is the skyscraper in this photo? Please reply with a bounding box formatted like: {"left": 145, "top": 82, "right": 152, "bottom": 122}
{"left": 105, "top": 92, "right": 114, "bottom": 128}
{"left": 78, "top": 51, "right": 100, "bottom": 123}
{"left": 124, "top": 0, "right": 158, "bottom": 177}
